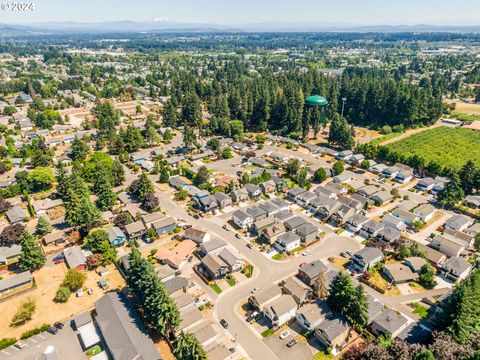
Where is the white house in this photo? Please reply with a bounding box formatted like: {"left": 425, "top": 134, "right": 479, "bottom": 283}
{"left": 263, "top": 294, "right": 297, "bottom": 327}
{"left": 232, "top": 210, "right": 253, "bottom": 229}
{"left": 413, "top": 204, "right": 436, "bottom": 223}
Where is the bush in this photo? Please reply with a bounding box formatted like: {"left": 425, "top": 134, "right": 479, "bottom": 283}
{"left": 0, "top": 338, "right": 16, "bottom": 350}
{"left": 62, "top": 269, "right": 86, "bottom": 292}
{"left": 10, "top": 299, "right": 36, "bottom": 327}
{"left": 54, "top": 286, "right": 71, "bottom": 303}
{"left": 20, "top": 323, "right": 50, "bottom": 339}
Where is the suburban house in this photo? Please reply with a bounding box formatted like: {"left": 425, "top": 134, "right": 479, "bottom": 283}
{"left": 6, "top": 206, "right": 27, "bottom": 224}
{"left": 0, "top": 271, "right": 32, "bottom": 298}
{"left": 394, "top": 169, "right": 413, "bottom": 184}
{"left": 262, "top": 294, "right": 297, "bottom": 327}
{"left": 151, "top": 217, "right": 177, "bottom": 236}
{"left": 232, "top": 209, "right": 253, "bottom": 229}
{"left": 244, "top": 183, "right": 262, "bottom": 198}
{"left": 253, "top": 217, "right": 277, "bottom": 235}
{"left": 258, "top": 201, "right": 280, "bottom": 216}
{"left": 383, "top": 263, "right": 419, "bottom": 284}
{"left": 286, "top": 187, "right": 306, "bottom": 201}
{"left": 179, "top": 307, "right": 203, "bottom": 333}
{"left": 314, "top": 315, "right": 351, "bottom": 355}
{"left": 214, "top": 192, "right": 233, "bottom": 208}
{"left": 465, "top": 195, "right": 480, "bottom": 209}
{"left": 199, "top": 238, "right": 227, "bottom": 257}
{"left": 382, "top": 214, "right": 406, "bottom": 231}
{"left": 345, "top": 214, "right": 369, "bottom": 233}
{"left": 281, "top": 276, "right": 312, "bottom": 305}
{"left": 371, "top": 308, "right": 409, "bottom": 339}
{"left": 270, "top": 197, "right": 290, "bottom": 212}
{"left": 200, "top": 253, "right": 230, "bottom": 279}
{"left": 444, "top": 215, "right": 473, "bottom": 232}
{"left": 430, "top": 234, "right": 465, "bottom": 257}
{"left": 336, "top": 150, "right": 353, "bottom": 161}
{"left": 392, "top": 208, "right": 419, "bottom": 226}
{"left": 259, "top": 180, "right": 276, "bottom": 195}
{"left": 316, "top": 200, "right": 343, "bottom": 221}
{"left": 246, "top": 206, "right": 268, "bottom": 222}
{"left": 416, "top": 177, "right": 436, "bottom": 192}
{"left": 357, "top": 185, "right": 379, "bottom": 198}
{"left": 329, "top": 204, "right": 355, "bottom": 227}
{"left": 415, "top": 242, "right": 447, "bottom": 267}
{"left": 42, "top": 232, "right": 66, "bottom": 247}
{"left": 155, "top": 240, "right": 197, "bottom": 269}
{"left": 404, "top": 257, "right": 427, "bottom": 273}
{"left": 94, "top": 292, "right": 161, "bottom": 360}
{"left": 284, "top": 216, "right": 307, "bottom": 232}
{"left": 275, "top": 232, "right": 301, "bottom": 253}
{"left": 360, "top": 219, "right": 384, "bottom": 239}
{"left": 297, "top": 260, "right": 328, "bottom": 287}
{"left": 350, "top": 247, "right": 384, "bottom": 272}
{"left": 185, "top": 228, "right": 211, "bottom": 244}
{"left": 413, "top": 204, "right": 436, "bottom": 222}
{"left": 296, "top": 222, "right": 319, "bottom": 244}
{"left": 164, "top": 276, "right": 189, "bottom": 295}
{"left": 32, "top": 198, "right": 63, "bottom": 216}
{"left": 125, "top": 221, "right": 146, "bottom": 240}
{"left": 0, "top": 243, "right": 21, "bottom": 265}
{"left": 295, "top": 301, "right": 331, "bottom": 331}
{"left": 260, "top": 222, "right": 286, "bottom": 243}
{"left": 107, "top": 226, "right": 127, "bottom": 246}
{"left": 194, "top": 194, "right": 218, "bottom": 212}
{"left": 375, "top": 226, "right": 401, "bottom": 243}
{"left": 441, "top": 256, "right": 471, "bottom": 282}
{"left": 141, "top": 212, "right": 164, "bottom": 228}
{"left": 295, "top": 191, "right": 317, "bottom": 207}
{"left": 63, "top": 246, "right": 87, "bottom": 270}
{"left": 370, "top": 191, "right": 393, "bottom": 205}
{"left": 249, "top": 284, "right": 283, "bottom": 310}
{"left": 230, "top": 188, "right": 249, "bottom": 203}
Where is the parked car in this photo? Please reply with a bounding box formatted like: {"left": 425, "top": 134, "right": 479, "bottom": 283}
{"left": 287, "top": 339, "right": 298, "bottom": 347}
{"left": 299, "top": 262, "right": 307, "bottom": 268}
{"left": 251, "top": 287, "right": 260, "bottom": 294}
{"left": 220, "top": 319, "right": 229, "bottom": 329}
{"left": 346, "top": 251, "right": 353, "bottom": 257}
{"left": 246, "top": 243, "right": 253, "bottom": 249}
{"left": 229, "top": 347, "right": 236, "bottom": 353}
{"left": 54, "top": 322, "right": 64, "bottom": 329}
{"left": 188, "top": 256, "right": 194, "bottom": 262}
{"left": 279, "top": 330, "right": 291, "bottom": 340}
{"left": 235, "top": 233, "right": 242, "bottom": 239}
{"left": 15, "top": 343, "right": 27, "bottom": 349}
{"left": 47, "top": 326, "right": 58, "bottom": 335}
{"left": 222, "top": 224, "right": 230, "bottom": 231}
{"left": 301, "top": 250, "right": 310, "bottom": 256}
{"left": 340, "top": 252, "right": 348, "bottom": 258}
{"left": 53, "top": 254, "right": 65, "bottom": 264}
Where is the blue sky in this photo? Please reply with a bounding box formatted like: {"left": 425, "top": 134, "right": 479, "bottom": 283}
{"left": 3, "top": 0, "right": 480, "bottom": 25}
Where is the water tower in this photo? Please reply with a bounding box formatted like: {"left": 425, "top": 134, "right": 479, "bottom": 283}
{"left": 305, "top": 95, "right": 329, "bottom": 127}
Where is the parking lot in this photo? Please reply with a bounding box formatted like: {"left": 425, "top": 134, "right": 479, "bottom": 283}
{"left": 0, "top": 321, "right": 84, "bottom": 360}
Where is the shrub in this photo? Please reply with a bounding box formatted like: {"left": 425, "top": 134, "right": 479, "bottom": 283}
{"left": 62, "top": 269, "right": 86, "bottom": 292}
{"left": 54, "top": 286, "right": 71, "bottom": 303}
{"left": 10, "top": 299, "right": 36, "bottom": 327}
{"left": 0, "top": 338, "right": 16, "bottom": 350}
{"left": 20, "top": 323, "right": 50, "bottom": 340}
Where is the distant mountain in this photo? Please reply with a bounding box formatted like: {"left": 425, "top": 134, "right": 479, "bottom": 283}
{"left": 1, "top": 20, "right": 480, "bottom": 36}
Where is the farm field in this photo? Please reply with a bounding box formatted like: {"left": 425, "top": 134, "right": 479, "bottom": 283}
{"left": 383, "top": 126, "right": 480, "bottom": 170}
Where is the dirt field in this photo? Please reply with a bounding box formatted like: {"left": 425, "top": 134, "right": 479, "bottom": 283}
{"left": 0, "top": 263, "right": 125, "bottom": 338}
{"left": 445, "top": 99, "right": 480, "bottom": 115}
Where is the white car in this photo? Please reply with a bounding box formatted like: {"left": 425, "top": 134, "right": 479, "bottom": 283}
{"left": 251, "top": 287, "right": 260, "bottom": 294}
{"left": 279, "top": 330, "right": 291, "bottom": 340}
{"left": 301, "top": 250, "right": 310, "bottom": 256}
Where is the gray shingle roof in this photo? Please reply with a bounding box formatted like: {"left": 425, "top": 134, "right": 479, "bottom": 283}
{"left": 95, "top": 292, "right": 161, "bottom": 360}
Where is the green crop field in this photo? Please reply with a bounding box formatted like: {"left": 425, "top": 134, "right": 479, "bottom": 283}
{"left": 383, "top": 127, "right": 480, "bottom": 171}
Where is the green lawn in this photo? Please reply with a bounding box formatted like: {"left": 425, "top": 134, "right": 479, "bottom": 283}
{"left": 314, "top": 350, "right": 334, "bottom": 360}
{"left": 450, "top": 111, "right": 480, "bottom": 121}
{"left": 261, "top": 328, "right": 274, "bottom": 337}
{"left": 410, "top": 303, "right": 429, "bottom": 319}
{"left": 383, "top": 127, "right": 480, "bottom": 171}
{"left": 272, "top": 253, "right": 283, "bottom": 261}
{"left": 244, "top": 265, "right": 254, "bottom": 278}
{"left": 86, "top": 345, "right": 102, "bottom": 356}
{"left": 368, "top": 132, "right": 403, "bottom": 146}
{"left": 209, "top": 283, "right": 222, "bottom": 294}
{"left": 226, "top": 275, "right": 237, "bottom": 287}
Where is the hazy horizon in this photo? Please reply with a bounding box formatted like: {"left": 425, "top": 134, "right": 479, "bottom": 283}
{"left": 2, "top": 0, "right": 480, "bottom": 27}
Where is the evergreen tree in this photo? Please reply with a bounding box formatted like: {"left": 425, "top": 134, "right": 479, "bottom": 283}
{"left": 137, "top": 173, "right": 154, "bottom": 200}
{"left": 94, "top": 169, "right": 116, "bottom": 211}
{"left": 79, "top": 197, "right": 101, "bottom": 228}
{"left": 183, "top": 124, "right": 196, "bottom": 149}
{"left": 437, "top": 176, "right": 464, "bottom": 208}
{"left": 459, "top": 160, "right": 479, "bottom": 195}
{"left": 18, "top": 231, "right": 46, "bottom": 271}
{"left": 35, "top": 216, "right": 52, "bottom": 235}
{"left": 159, "top": 166, "right": 170, "bottom": 183}
{"left": 349, "top": 285, "right": 369, "bottom": 328}
{"left": 419, "top": 264, "right": 437, "bottom": 289}
{"left": 112, "top": 159, "right": 125, "bottom": 186}
{"left": 313, "top": 167, "right": 328, "bottom": 183}
{"left": 193, "top": 166, "right": 210, "bottom": 187}
{"left": 327, "top": 271, "right": 355, "bottom": 315}
{"left": 328, "top": 114, "right": 355, "bottom": 150}
{"left": 70, "top": 138, "right": 90, "bottom": 162}
{"left": 173, "top": 333, "right": 207, "bottom": 360}
{"left": 332, "top": 161, "right": 345, "bottom": 176}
